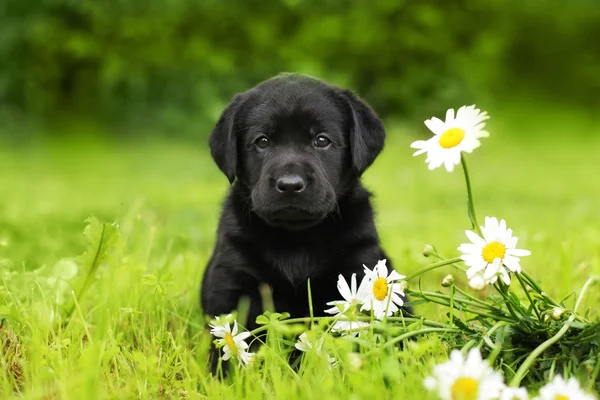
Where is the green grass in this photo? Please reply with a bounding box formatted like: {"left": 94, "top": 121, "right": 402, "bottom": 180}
{"left": 1, "top": 116, "right": 600, "bottom": 399}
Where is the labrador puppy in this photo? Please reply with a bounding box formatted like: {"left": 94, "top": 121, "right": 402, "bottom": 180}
{"left": 201, "top": 73, "right": 410, "bottom": 372}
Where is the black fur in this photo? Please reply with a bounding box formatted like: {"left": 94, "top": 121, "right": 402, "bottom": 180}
{"left": 201, "top": 73, "right": 410, "bottom": 374}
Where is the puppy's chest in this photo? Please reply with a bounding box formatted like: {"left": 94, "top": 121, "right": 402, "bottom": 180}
{"left": 262, "top": 248, "right": 337, "bottom": 287}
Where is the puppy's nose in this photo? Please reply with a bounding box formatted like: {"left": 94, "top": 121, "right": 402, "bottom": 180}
{"left": 276, "top": 174, "right": 306, "bottom": 193}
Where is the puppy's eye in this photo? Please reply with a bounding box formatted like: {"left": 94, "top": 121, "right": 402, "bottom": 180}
{"left": 314, "top": 135, "right": 331, "bottom": 149}
{"left": 254, "top": 136, "right": 270, "bottom": 149}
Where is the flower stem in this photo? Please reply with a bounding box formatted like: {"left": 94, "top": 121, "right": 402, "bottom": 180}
{"left": 494, "top": 282, "right": 527, "bottom": 324}
{"left": 449, "top": 285, "right": 455, "bottom": 327}
{"left": 515, "top": 273, "right": 541, "bottom": 321}
{"left": 454, "top": 286, "right": 498, "bottom": 310}
{"left": 509, "top": 314, "right": 576, "bottom": 387}
{"left": 460, "top": 155, "right": 482, "bottom": 235}
{"left": 307, "top": 278, "right": 315, "bottom": 329}
{"left": 520, "top": 270, "right": 561, "bottom": 308}
{"left": 366, "top": 328, "right": 461, "bottom": 355}
{"left": 408, "top": 289, "right": 498, "bottom": 312}
{"left": 405, "top": 257, "right": 464, "bottom": 281}
{"left": 371, "top": 316, "right": 447, "bottom": 328}
{"left": 484, "top": 322, "right": 508, "bottom": 365}
{"left": 408, "top": 290, "right": 515, "bottom": 323}
{"left": 574, "top": 275, "right": 599, "bottom": 313}
{"left": 70, "top": 290, "right": 93, "bottom": 344}
{"left": 247, "top": 316, "right": 446, "bottom": 337}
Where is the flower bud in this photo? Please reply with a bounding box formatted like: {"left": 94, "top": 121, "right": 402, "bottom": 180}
{"left": 543, "top": 315, "right": 550, "bottom": 322}
{"left": 398, "top": 280, "right": 409, "bottom": 292}
{"left": 441, "top": 274, "right": 454, "bottom": 287}
{"left": 423, "top": 244, "right": 435, "bottom": 257}
{"left": 551, "top": 307, "right": 564, "bottom": 320}
{"left": 469, "top": 275, "right": 486, "bottom": 291}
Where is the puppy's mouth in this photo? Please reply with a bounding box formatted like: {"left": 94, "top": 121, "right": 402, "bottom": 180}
{"left": 261, "top": 207, "right": 327, "bottom": 231}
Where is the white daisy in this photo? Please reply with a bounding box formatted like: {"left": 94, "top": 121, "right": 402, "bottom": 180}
{"left": 533, "top": 375, "right": 596, "bottom": 400}
{"left": 501, "top": 387, "right": 529, "bottom": 400}
{"left": 294, "top": 331, "right": 322, "bottom": 353}
{"left": 209, "top": 316, "right": 254, "bottom": 366}
{"left": 360, "top": 259, "right": 407, "bottom": 320}
{"left": 295, "top": 332, "right": 337, "bottom": 368}
{"left": 423, "top": 348, "right": 506, "bottom": 400}
{"left": 411, "top": 105, "right": 490, "bottom": 172}
{"left": 325, "top": 273, "right": 368, "bottom": 313}
{"left": 324, "top": 273, "right": 370, "bottom": 336}
{"left": 208, "top": 314, "right": 234, "bottom": 333}
{"left": 458, "top": 216, "right": 531, "bottom": 286}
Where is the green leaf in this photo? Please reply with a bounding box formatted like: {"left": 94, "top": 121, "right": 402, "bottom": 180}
{"left": 142, "top": 274, "right": 158, "bottom": 286}
{"left": 156, "top": 271, "right": 174, "bottom": 295}
{"left": 270, "top": 312, "right": 283, "bottom": 321}
{"left": 255, "top": 315, "right": 269, "bottom": 325}
{"left": 406, "top": 321, "right": 423, "bottom": 331}
{"left": 64, "top": 216, "right": 120, "bottom": 320}
{"left": 255, "top": 311, "right": 291, "bottom": 327}
{"left": 78, "top": 216, "right": 120, "bottom": 273}
{"left": 159, "top": 271, "right": 174, "bottom": 284}
{"left": 269, "top": 312, "right": 290, "bottom": 322}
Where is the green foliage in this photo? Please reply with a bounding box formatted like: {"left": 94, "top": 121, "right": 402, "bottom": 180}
{"left": 78, "top": 217, "right": 120, "bottom": 270}
{"left": 0, "top": 115, "right": 599, "bottom": 397}
{"left": 1, "top": 0, "right": 599, "bottom": 138}
{"left": 63, "top": 216, "right": 120, "bottom": 319}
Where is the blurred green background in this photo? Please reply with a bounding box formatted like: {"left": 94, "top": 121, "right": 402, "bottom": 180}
{"left": 1, "top": 0, "right": 600, "bottom": 140}
{"left": 1, "top": 0, "right": 599, "bottom": 274}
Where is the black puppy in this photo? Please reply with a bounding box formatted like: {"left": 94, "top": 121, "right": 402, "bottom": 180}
{"left": 201, "top": 73, "right": 410, "bottom": 372}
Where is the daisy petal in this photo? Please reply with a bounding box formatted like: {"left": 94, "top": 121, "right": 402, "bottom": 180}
{"left": 510, "top": 248, "right": 531, "bottom": 257}
{"left": 336, "top": 274, "right": 352, "bottom": 302}
{"left": 410, "top": 139, "right": 428, "bottom": 149}
{"left": 465, "top": 230, "right": 487, "bottom": 247}
{"left": 445, "top": 108, "right": 455, "bottom": 123}
{"left": 424, "top": 117, "right": 446, "bottom": 135}
{"left": 387, "top": 270, "right": 405, "bottom": 282}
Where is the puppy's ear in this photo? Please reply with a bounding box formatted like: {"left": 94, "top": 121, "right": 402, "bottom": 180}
{"left": 209, "top": 94, "right": 245, "bottom": 184}
{"left": 341, "top": 89, "right": 386, "bottom": 175}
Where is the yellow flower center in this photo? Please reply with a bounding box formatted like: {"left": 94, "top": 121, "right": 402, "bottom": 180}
{"left": 372, "top": 277, "right": 389, "bottom": 301}
{"left": 225, "top": 333, "right": 237, "bottom": 355}
{"left": 451, "top": 377, "right": 479, "bottom": 400}
{"left": 482, "top": 242, "right": 506, "bottom": 263}
{"left": 555, "top": 396, "right": 569, "bottom": 400}
{"left": 439, "top": 127, "right": 466, "bottom": 149}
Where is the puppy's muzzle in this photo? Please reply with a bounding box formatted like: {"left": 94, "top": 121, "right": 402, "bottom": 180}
{"left": 251, "top": 161, "right": 336, "bottom": 230}
{"left": 275, "top": 174, "right": 306, "bottom": 193}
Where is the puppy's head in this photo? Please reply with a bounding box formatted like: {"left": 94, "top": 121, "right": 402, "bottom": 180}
{"left": 209, "top": 73, "right": 385, "bottom": 231}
